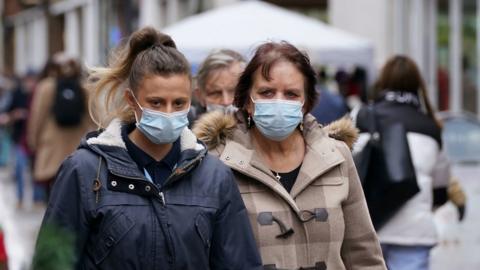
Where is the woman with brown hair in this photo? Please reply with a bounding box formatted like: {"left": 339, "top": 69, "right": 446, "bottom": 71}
{"left": 194, "top": 41, "right": 386, "bottom": 269}
{"left": 353, "top": 55, "right": 450, "bottom": 270}
{"left": 34, "top": 27, "right": 261, "bottom": 269}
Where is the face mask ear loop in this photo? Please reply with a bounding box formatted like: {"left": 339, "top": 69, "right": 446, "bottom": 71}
{"left": 129, "top": 89, "right": 143, "bottom": 123}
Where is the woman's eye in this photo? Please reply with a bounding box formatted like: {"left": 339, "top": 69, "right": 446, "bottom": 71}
{"left": 150, "top": 100, "right": 162, "bottom": 107}
{"left": 259, "top": 91, "right": 274, "bottom": 98}
{"left": 207, "top": 91, "right": 222, "bottom": 98}
{"left": 174, "top": 101, "right": 185, "bottom": 108}
{"left": 286, "top": 92, "right": 300, "bottom": 98}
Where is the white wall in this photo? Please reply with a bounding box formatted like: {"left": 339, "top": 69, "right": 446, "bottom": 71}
{"left": 13, "top": 14, "right": 48, "bottom": 75}
{"left": 65, "top": 8, "right": 81, "bottom": 58}
{"left": 14, "top": 24, "right": 27, "bottom": 75}
{"left": 329, "top": 0, "right": 438, "bottom": 108}
{"left": 82, "top": 0, "right": 99, "bottom": 66}
{"left": 28, "top": 16, "right": 48, "bottom": 72}
{"left": 329, "top": 0, "right": 392, "bottom": 68}
{"left": 139, "top": 0, "right": 164, "bottom": 29}
{"left": 211, "top": 0, "right": 238, "bottom": 8}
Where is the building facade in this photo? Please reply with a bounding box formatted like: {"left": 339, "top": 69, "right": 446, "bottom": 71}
{"left": 330, "top": 0, "right": 480, "bottom": 115}
{"left": 0, "top": 0, "right": 235, "bottom": 75}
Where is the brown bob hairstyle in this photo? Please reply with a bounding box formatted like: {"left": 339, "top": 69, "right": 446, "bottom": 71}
{"left": 373, "top": 55, "right": 440, "bottom": 128}
{"left": 233, "top": 41, "right": 318, "bottom": 113}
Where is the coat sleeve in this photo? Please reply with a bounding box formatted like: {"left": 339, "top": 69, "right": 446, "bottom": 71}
{"left": 432, "top": 150, "right": 451, "bottom": 207}
{"left": 33, "top": 154, "right": 92, "bottom": 270}
{"left": 209, "top": 167, "right": 263, "bottom": 270}
{"left": 338, "top": 142, "right": 387, "bottom": 270}
{"left": 27, "top": 79, "right": 54, "bottom": 151}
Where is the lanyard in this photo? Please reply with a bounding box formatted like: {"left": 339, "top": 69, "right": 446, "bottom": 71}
{"left": 144, "top": 167, "right": 166, "bottom": 205}
{"left": 144, "top": 168, "right": 154, "bottom": 183}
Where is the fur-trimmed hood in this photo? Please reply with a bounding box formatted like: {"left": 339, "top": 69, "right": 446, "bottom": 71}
{"left": 192, "top": 111, "right": 358, "bottom": 150}
{"left": 80, "top": 118, "right": 206, "bottom": 181}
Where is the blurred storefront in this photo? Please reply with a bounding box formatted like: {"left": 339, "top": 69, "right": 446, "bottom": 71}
{"left": 2, "top": 0, "right": 479, "bottom": 116}
{"left": 1, "top": 0, "right": 327, "bottom": 74}
{"left": 330, "top": 0, "right": 480, "bottom": 117}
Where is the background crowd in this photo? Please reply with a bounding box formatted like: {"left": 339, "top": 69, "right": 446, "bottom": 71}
{"left": 0, "top": 1, "right": 478, "bottom": 270}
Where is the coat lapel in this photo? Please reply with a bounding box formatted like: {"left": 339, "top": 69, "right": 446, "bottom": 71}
{"left": 290, "top": 115, "right": 346, "bottom": 198}
{"left": 290, "top": 136, "right": 345, "bottom": 198}
{"left": 218, "top": 114, "right": 347, "bottom": 213}
{"left": 219, "top": 139, "right": 301, "bottom": 213}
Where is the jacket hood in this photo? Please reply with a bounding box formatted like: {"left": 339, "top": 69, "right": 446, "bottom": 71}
{"left": 80, "top": 119, "right": 206, "bottom": 180}
{"left": 192, "top": 111, "right": 358, "bottom": 150}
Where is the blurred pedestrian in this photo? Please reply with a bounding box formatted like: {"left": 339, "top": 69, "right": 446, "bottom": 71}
{"left": 194, "top": 41, "right": 386, "bottom": 269}
{"left": 6, "top": 73, "right": 34, "bottom": 208}
{"left": 27, "top": 55, "right": 93, "bottom": 200}
{"left": 34, "top": 27, "right": 261, "bottom": 269}
{"left": 311, "top": 68, "right": 349, "bottom": 125}
{"left": 190, "top": 49, "right": 245, "bottom": 122}
{"left": 0, "top": 75, "right": 13, "bottom": 167}
{"left": 353, "top": 55, "right": 450, "bottom": 270}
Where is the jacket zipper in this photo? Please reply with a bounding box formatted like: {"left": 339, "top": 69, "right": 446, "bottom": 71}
{"left": 108, "top": 152, "right": 205, "bottom": 207}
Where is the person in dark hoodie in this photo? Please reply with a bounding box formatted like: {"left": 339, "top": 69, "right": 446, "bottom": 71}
{"left": 34, "top": 27, "right": 261, "bottom": 270}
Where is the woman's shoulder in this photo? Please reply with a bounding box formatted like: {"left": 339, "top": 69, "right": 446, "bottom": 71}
{"left": 303, "top": 114, "right": 359, "bottom": 151}
{"left": 60, "top": 146, "right": 102, "bottom": 175}
{"left": 321, "top": 117, "right": 359, "bottom": 151}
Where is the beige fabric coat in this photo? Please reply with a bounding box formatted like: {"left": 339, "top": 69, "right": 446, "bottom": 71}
{"left": 27, "top": 77, "right": 94, "bottom": 181}
{"left": 194, "top": 111, "right": 386, "bottom": 270}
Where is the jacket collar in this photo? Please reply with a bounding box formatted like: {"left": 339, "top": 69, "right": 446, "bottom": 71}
{"left": 290, "top": 114, "right": 345, "bottom": 198}
{"left": 81, "top": 119, "right": 206, "bottom": 182}
{"left": 206, "top": 113, "right": 350, "bottom": 213}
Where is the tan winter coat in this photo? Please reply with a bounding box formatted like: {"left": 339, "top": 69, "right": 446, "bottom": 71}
{"left": 193, "top": 111, "right": 386, "bottom": 270}
{"left": 27, "top": 77, "right": 94, "bottom": 181}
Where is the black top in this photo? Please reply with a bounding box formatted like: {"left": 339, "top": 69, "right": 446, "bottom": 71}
{"left": 357, "top": 92, "right": 442, "bottom": 147}
{"left": 272, "top": 164, "right": 302, "bottom": 193}
{"left": 121, "top": 124, "right": 180, "bottom": 186}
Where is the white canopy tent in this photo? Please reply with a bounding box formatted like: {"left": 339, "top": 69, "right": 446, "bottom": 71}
{"left": 163, "top": 1, "right": 374, "bottom": 79}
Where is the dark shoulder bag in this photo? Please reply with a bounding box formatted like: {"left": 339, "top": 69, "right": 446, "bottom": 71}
{"left": 354, "top": 105, "right": 420, "bottom": 229}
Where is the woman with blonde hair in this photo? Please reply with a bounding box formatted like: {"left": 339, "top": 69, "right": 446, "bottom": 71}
{"left": 34, "top": 27, "right": 261, "bottom": 269}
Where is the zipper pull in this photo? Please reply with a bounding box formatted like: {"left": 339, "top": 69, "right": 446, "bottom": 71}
{"left": 93, "top": 157, "right": 103, "bottom": 204}
{"left": 159, "top": 192, "right": 166, "bottom": 206}
{"left": 93, "top": 179, "right": 102, "bottom": 204}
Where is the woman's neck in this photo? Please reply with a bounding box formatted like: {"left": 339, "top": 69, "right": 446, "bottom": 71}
{"left": 129, "top": 128, "right": 172, "bottom": 161}
{"left": 251, "top": 128, "right": 305, "bottom": 173}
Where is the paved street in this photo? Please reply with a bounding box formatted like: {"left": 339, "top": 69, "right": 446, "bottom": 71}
{"left": 430, "top": 164, "right": 480, "bottom": 270}
{"left": 0, "top": 166, "right": 45, "bottom": 270}
{"left": 0, "top": 163, "right": 479, "bottom": 270}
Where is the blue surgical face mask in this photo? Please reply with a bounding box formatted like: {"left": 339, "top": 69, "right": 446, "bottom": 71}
{"left": 131, "top": 92, "right": 190, "bottom": 144}
{"left": 206, "top": 103, "right": 238, "bottom": 114}
{"left": 251, "top": 97, "right": 304, "bottom": 141}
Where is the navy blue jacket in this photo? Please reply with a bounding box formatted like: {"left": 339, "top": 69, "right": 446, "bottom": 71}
{"left": 36, "top": 119, "right": 262, "bottom": 270}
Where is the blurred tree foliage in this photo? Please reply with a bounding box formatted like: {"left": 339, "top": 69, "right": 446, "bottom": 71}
{"left": 31, "top": 224, "right": 75, "bottom": 270}
{"left": 437, "top": 11, "right": 477, "bottom": 69}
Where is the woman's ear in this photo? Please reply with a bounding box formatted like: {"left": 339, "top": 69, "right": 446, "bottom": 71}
{"left": 245, "top": 97, "right": 253, "bottom": 115}
{"left": 302, "top": 104, "right": 308, "bottom": 115}
{"left": 124, "top": 89, "right": 136, "bottom": 108}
